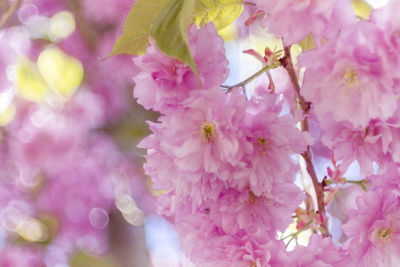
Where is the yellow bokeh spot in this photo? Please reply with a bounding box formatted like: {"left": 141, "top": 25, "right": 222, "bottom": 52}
{"left": 251, "top": 34, "right": 283, "bottom": 58}
{"left": 343, "top": 68, "right": 359, "bottom": 89}
{"left": 16, "top": 217, "right": 49, "bottom": 243}
{"left": 49, "top": 11, "right": 76, "bottom": 42}
{"left": 37, "top": 46, "right": 84, "bottom": 98}
{"left": 352, "top": 0, "right": 373, "bottom": 20}
{"left": 14, "top": 58, "right": 51, "bottom": 103}
{"left": 249, "top": 33, "right": 305, "bottom": 65}
{"left": 0, "top": 104, "right": 16, "bottom": 126}
{"left": 298, "top": 34, "right": 315, "bottom": 52}
{"left": 218, "top": 22, "right": 239, "bottom": 42}
{"left": 280, "top": 220, "right": 312, "bottom": 250}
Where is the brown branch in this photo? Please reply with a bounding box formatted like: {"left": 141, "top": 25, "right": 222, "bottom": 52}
{"left": 243, "top": 1, "right": 257, "bottom": 5}
{"left": 280, "top": 47, "right": 311, "bottom": 131}
{"left": 0, "top": 0, "right": 23, "bottom": 30}
{"left": 65, "top": 0, "right": 99, "bottom": 49}
{"left": 280, "top": 46, "right": 329, "bottom": 237}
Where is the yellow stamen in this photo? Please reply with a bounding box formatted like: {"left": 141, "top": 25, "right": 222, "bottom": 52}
{"left": 247, "top": 190, "right": 258, "bottom": 204}
{"left": 343, "top": 69, "right": 359, "bottom": 89}
{"left": 200, "top": 122, "right": 215, "bottom": 143}
{"left": 377, "top": 226, "right": 396, "bottom": 244}
{"left": 257, "top": 137, "right": 266, "bottom": 145}
{"left": 256, "top": 137, "right": 269, "bottom": 155}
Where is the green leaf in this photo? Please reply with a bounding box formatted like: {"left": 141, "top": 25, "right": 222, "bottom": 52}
{"left": 194, "top": 0, "right": 243, "bottom": 30}
{"left": 150, "top": 0, "right": 198, "bottom": 75}
{"left": 70, "top": 251, "right": 119, "bottom": 267}
{"left": 110, "top": 0, "right": 169, "bottom": 56}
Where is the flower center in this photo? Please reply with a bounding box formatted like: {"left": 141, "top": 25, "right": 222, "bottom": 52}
{"left": 377, "top": 226, "right": 396, "bottom": 244}
{"left": 256, "top": 137, "right": 269, "bottom": 155}
{"left": 171, "top": 64, "right": 177, "bottom": 74}
{"left": 257, "top": 137, "right": 267, "bottom": 145}
{"left": 200, "top": 122, "right": 215, "bottom": 143}
{"left": 247, "top": 190, "right": 258, "bottom": 204}
{"left": 343, "top": 69, "right": 359, "bottom": 89}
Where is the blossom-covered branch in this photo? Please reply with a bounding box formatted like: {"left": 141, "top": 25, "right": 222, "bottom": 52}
{"left": 281, "top": 46, "right": 329, "bottom": 237}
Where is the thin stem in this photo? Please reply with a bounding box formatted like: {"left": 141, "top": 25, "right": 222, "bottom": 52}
{"left": 324, "top": 178, "right": 370, "bottom": 191}
{"left": 243, "top": 1, "right": 257, "bottom": 6}
{"left": 221, "top": 62, "right": 281, "bottom": 92}
{"left": 281, "top": 220, "right": 313, "bottom": 241}
{"left": 280, "top": 47, "right": 310, "bottom": 130}
{"left": 281, "top": 46, "right": 329, "bottom": 237}
{"left": 65, "top": 0, "right": 98, "bottom": 49}
{"left": 346, "top": 179, "right": 368, "bottom": 184}
{"left": 0, "top": 0, "right": 23, "bottom": 30}
{"left": 284, "top": 220, "right": 313, "bottom": 249}
{"left": 347, "top": 179, "right": 370, "bottom": 191}
{"left": 0, "top": 2, "right": 8, "bottom": 14}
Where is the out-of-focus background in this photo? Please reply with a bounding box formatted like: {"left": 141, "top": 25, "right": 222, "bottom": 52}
{"left": 0, "top": 0, "right": 181, "bottom": 266}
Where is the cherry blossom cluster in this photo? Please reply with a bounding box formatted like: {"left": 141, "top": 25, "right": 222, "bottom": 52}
{"left": 135, "top": 0, "right": 400, "bottom": 266}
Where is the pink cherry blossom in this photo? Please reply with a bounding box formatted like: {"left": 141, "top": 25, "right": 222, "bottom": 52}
{"left": 320, "top": 113, "right": 400, "bottom": 174}
{"left": 326, "top": 185, "right": 365, "bottom": 224}
{"left": 207, "top": 183, "right": 303, "bottom": 237}
{"left": 342, "top": 190, "right": 400, "bottom": 267}
{"left": 133, "top": 23, "right": 228, "bottom": 112}
{"left": 139, "top": 88, "right": 247, "bottom": 204}
{"left": 371, "top": 0, "right": 400, "bottom": 56}
{"left": 238, "top": 92, "right": 307, "bottom": 195}
{"left": 289, "top": 234, "right": 349, "bottom": 267}
{"left": 300, "top": 21, "right": 397, "bottom": 128}
{"left": 368, "top": 163, "right": 400, "bottom": 193}
{"left": 254, "top": 0, "right": 354, "bottom": 45}
{"left": 173, "top": 200, "right": 291, "bottom": 267}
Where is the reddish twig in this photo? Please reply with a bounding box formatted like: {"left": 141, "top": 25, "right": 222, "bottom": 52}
{"left": 0, "top": 0, "right": 24, "bottom": 30}
{"left": 65, "top": 0, "right": 98, "bottom": 49}
{"left": 280, "top": 46, "right": 329, "bottom": 237}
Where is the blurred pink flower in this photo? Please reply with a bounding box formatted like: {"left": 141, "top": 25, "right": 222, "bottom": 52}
{"left": 82, "top": 0, "right": 133, "bottom": 25}
{"left": 0, "top": 245, "right": 43, "bottom": 267}
{"left": 0, "top": 27, "right": 30, "bottom": 95}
